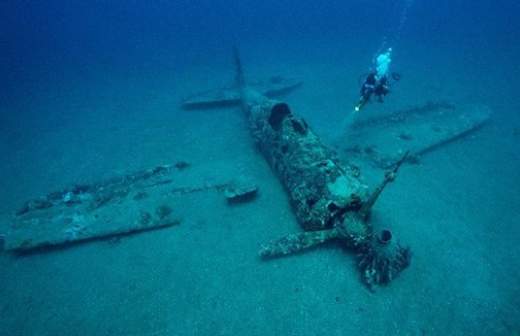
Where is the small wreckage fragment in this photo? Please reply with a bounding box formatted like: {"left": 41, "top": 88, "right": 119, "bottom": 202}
{"left": 224, "top": 179, "right": 258, "bottom": 204}
{"left": 4, "top": 164, "right": 183, "bottom": 252}
{"left": 174, "top": 161, "right": 191, "bottom": 170}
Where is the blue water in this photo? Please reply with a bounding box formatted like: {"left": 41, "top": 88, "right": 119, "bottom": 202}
{"left": 1, "top": 1, "right": 520, "bottom": 335}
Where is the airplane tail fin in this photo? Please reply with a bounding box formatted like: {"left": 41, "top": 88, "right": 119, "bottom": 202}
{"left": 232, "top": 46, "right": 246, "bottom": 89}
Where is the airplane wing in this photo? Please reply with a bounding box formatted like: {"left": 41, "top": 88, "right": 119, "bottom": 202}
{"left": 339, "top": 102, "right": 491, "bottom": 169}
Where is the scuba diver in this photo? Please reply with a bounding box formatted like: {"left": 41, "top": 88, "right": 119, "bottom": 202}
{"left": 354, "top": 48, "right": 400, "bottom": 112}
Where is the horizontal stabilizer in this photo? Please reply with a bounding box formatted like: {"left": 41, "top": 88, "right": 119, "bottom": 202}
{"left": 181, "top": 76, "right": 302, "bottom": 110}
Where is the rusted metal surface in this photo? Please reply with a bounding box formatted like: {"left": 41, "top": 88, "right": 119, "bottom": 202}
{"left": 4, "top": 165, "right": 185, "bottom": 251}
{"left": 233, "top": 49, "right": 411, "bottom": 288}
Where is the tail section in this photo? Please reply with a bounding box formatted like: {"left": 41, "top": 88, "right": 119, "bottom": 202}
{"left": 232, "top": 46, "right": 245, "bottom": 89}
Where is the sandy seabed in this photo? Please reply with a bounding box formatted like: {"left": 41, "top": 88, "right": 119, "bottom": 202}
{"left": 1, "top": 42, "right": 519, "bottom": 335}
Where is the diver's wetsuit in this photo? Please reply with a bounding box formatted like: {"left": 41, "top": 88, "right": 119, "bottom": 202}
{"left": 360, "top": 72, "right": 389, "bottom": 103}
{"left": 355, "top": 71, "right": 390, "bottom": 112}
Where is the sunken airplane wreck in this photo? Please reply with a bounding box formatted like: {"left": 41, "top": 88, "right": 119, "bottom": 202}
{"left": 2, "top": 50, "right": 490, "bottom": 289}
{"left": 230, "top": 49, "right": 412, "bottom": 287}
{"left": 184, "top": 49, "right": 489, "bottom": 287}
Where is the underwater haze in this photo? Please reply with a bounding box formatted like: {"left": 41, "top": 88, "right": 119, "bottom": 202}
{"left": 1, "top": 0, "right": 520, "bottom": 335}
